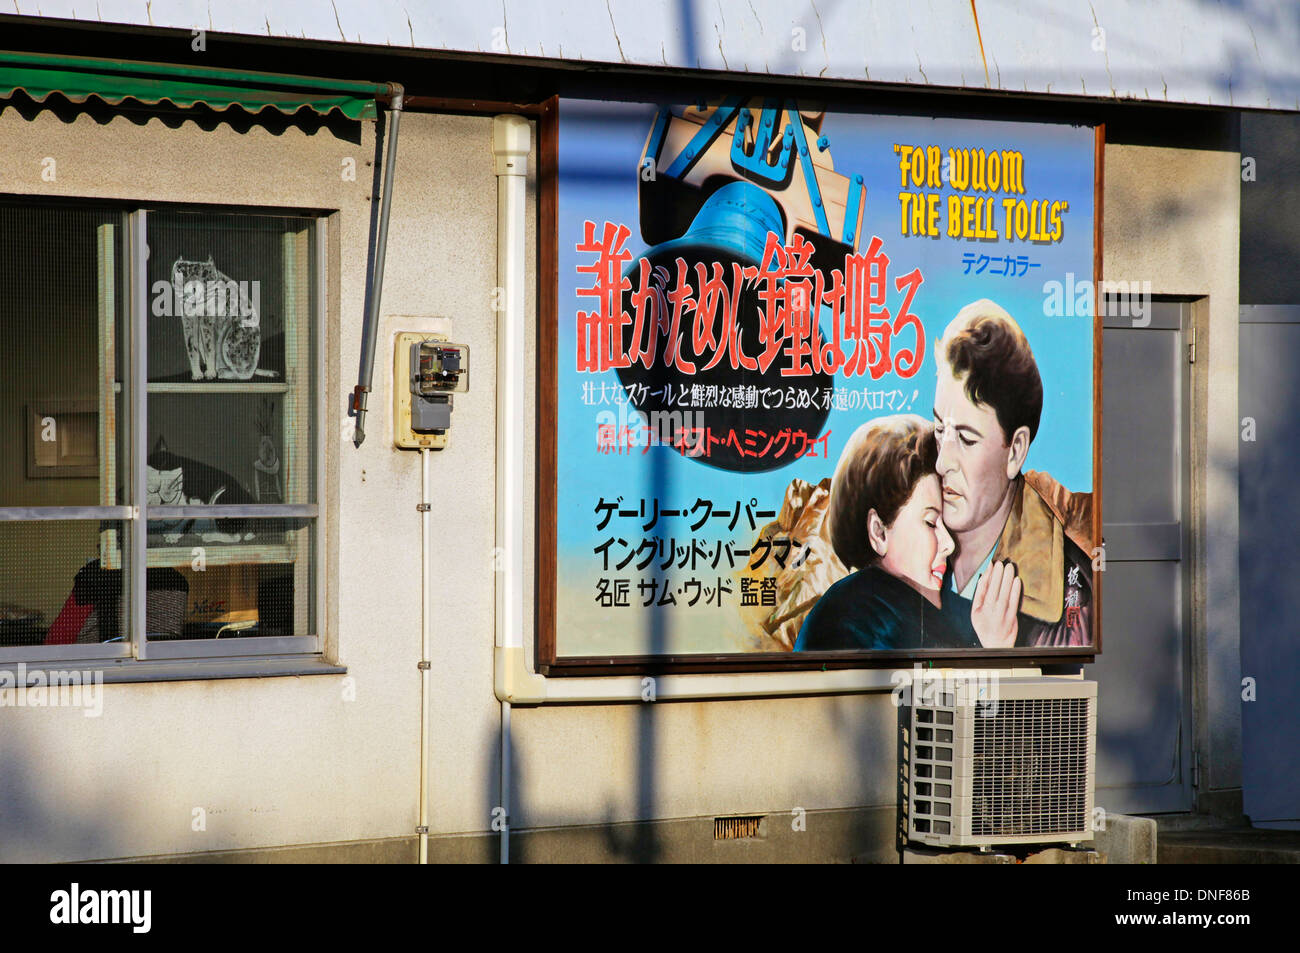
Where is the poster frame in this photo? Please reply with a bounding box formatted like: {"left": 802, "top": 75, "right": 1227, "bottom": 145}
{"left": 536, "top": 94, "right": 1105, "bottom": 676}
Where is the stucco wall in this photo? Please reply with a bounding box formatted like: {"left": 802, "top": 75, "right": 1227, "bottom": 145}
{"left": 0, "top": 102, "right": 1242, "bottom": 862}
{"left": 0, "top": 105, "right": 422, "bottom": 861}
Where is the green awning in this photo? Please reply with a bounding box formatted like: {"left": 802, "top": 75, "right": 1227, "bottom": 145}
{"left": 0, "top": 51, "right": 387, "bottom": 120}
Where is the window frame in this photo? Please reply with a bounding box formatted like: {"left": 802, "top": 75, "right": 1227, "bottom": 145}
{"left": 0, "top": 197, "right": 329, "bottom": 673}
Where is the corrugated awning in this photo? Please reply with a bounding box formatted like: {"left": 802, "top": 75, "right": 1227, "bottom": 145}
{"left": 0, "top": 51, "right": 388, "bottom": 120}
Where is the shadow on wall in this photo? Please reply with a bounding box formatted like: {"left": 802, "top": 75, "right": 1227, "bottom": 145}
{"left": 1239, "top": 317, "right": 1300, "bottom": 825}
{"left": 0, "top": 729, "right": 127, "bottom": 863}
{"left": 598, "top": 419, "right": 671, "bottom": 864}
{"left": 1241, "top": 112, "right": 1300, "bottom": 305}
{"left": 485, "top": 714, "right": 516, "bottom": 863}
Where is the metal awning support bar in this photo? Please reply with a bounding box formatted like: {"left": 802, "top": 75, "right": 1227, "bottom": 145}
{"left": 350, "top": 82, "right": 404, "bottom": 447}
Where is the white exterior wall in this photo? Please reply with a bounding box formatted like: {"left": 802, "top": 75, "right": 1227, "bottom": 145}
{"left": 0, "top": 105, "right": 1242, "bottom": 862}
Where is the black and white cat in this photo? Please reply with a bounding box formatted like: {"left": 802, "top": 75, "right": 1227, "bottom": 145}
{"left": 146, "top": 437, "right": 256, "bottom": 544}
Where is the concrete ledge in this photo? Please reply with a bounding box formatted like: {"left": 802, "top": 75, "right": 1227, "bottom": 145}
{"left": 470, "top": 806, "right": 900, "bottom": 863}
{"left": 1150, "top": 811, "right": 1251, "bottom": 833}
{"left": 110, "top": 837, "right": 418, "bottom": 864}
{"left": 903, "top": 846, "right": 1103, "bottom": 864}
{"left": 1023, "top": 847, "right": 1104, "bottom": 864}
{"left": 1158, "top": 828, "right": 1300, "bottom": 864}
{"left": 103, "top": 814, "right": 1150, "bottom": 864}
{"left": 904, "top": 846, "right": 1015, "bottom": 863}
{"left": 1093, "top": 813, "right": 1158, "bottom": 864}
{"left": 104, "top": 806, "right": 901, "bottom": 864}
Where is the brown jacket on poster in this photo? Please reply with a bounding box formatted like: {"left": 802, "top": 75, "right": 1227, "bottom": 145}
{"left": 997, "top": 472, "right": 1093, "bottom": 648}
{"left": 1025, "top": 469, "right": 1093, "bottom": 554}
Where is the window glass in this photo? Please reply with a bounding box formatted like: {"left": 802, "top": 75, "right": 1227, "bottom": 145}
{"left": 0, "top": 204, "right": 125, "bottom": 507}
{"left": 145, "top": 518, "right": 315, "bottom": 641}
{"left": 143, "top": 211, "right": 317, "bottom": 646}
{"left": 0, "top": 521, "right": 129, "bottom": 648}
{"left": 146, "top": 212, "right": 315, "bottom": 505}
{"left": 0, "top": 203, "right": 128, "bottom": 653}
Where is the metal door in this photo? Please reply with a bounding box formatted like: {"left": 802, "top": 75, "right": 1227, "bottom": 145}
{"left": 1092, "top": 299, "right": 1195, "bottom": 814}
{"left": 1239, "top": 305, "right": 1300, "bottom": 829}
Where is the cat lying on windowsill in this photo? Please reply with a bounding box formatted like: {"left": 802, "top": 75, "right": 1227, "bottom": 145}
{"left": 147, "top": 436, "right": 257, "bottom": 545}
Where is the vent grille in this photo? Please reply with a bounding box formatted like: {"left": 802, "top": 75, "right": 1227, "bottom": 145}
{"left": 714, "top": 815, "right": 764, "bottom": 840}
{"left": 971, "top": 698, "right": 1091, "bottom": 837}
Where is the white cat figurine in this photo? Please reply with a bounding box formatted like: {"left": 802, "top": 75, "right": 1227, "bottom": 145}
{"left": 171, "top": 257, "right": 262, "bottom": 381}
{"left": 146, "top": 464, "right": 254, "bottom": 544}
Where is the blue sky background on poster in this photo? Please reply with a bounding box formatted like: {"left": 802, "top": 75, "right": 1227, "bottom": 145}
{"left": 559, "top": 101, "right": 1093, "bottom": 529}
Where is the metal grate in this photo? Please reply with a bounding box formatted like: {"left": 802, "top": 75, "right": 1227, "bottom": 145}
{"left": 971, "top": 698, "right": 1091, "bottom": 837}
{"left": 714, "top": 815, "right": 764, "bottom": 840}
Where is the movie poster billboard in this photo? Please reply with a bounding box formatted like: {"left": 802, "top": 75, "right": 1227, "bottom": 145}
{"left": 547, "top": 97, "right": 1099, "bottom": 665}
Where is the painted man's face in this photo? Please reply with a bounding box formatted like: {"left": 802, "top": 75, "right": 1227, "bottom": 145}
{"left": 933, "top": 362, "right": 1014, "bottom": 534}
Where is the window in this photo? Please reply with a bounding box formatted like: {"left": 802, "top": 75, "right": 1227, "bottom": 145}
{"left": 0, "top": 200, "right": 325, "bottom": 672}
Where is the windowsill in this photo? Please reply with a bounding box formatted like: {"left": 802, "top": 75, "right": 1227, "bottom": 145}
{"left": 0, "top": 655, "right": 345, "bottom": 685}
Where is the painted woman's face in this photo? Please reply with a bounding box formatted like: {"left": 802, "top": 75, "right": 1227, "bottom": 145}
{"left": 878, "top": 473, "right": 954, "bottom": 593}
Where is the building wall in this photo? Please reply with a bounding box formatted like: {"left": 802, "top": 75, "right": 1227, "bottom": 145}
{"left": 1241, "top": 113, "right": 1300, "bottom": 305}
{"left": 1237, "top": 112, "right": 1300, "bottom": 825}
{"left": 1102, "top": 140, "right": 1242, "bottom": 798}
{"left": 0, "top": 99, "right": 1243, "bottom": 862}
{"left": 0, "top": 105, "right": 415, "bottom": 862}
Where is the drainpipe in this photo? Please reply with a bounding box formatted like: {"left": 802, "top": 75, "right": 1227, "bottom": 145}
{"left": 351, "top": 82, "right": 404, "bottom": 447}
{"left": 418, "top": 447, "right": 432, "bottom": 863}
{"left": 492, "top": 114, "right": 530, "bottom": 864}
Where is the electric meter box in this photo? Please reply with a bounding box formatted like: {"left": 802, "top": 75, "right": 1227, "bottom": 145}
{"left": 393, "top": 331, "right": 469, "bottom": 449}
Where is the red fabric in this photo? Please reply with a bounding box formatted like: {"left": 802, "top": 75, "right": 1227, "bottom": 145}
{"left": 46, "top": 592, "right": 92, "bottom": 645}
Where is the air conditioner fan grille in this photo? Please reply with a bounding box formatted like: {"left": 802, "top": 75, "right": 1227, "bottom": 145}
{"left": 970, "top": 698, "right": 1091, "bottom": 837}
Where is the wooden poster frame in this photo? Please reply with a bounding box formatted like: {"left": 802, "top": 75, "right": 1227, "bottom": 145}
{"left": 536, "top": 97, "right": 1104, "bottom": 676}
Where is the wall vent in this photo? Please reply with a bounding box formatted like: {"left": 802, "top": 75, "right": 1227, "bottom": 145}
{"left": 714, "top": 815, "right": 764, "bottom": 840}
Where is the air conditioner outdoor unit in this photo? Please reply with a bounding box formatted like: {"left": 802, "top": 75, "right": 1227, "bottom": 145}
{"left": 905, "top": 677, "right": 1097, "bottom": 849}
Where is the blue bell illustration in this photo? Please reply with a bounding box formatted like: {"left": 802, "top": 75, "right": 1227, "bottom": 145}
{"left": 616, "top": 180, "right": 832, "bottom": 474}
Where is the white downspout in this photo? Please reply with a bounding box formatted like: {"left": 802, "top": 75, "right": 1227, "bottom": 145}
{"left": 493, "top": 114, "right": 529, "bottom": 864}
{"left": 418, "top": 446, "right": 432, "bottom": 864}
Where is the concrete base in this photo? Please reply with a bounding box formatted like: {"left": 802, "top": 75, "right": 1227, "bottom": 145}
{"left": 1148, "top": 810, "right": 1251, "bottom": 833}
{"left": 1158, "top": 828, "right": 1300, "bottom": 863}
{"left": 1093, "top": 813, "right": 1158, "bottom": 864}
{"left": 100, "top": 810, "right": 1168, "bottom": 864}
{"left": 111, "top": 836, "right": 419, "bottom": 864}
{"left": 1023, "top": 847, "right": 1104, "bottom": 864}
{"left": 903, "top": 846, "right": 1015, "bottom": 864}
{"left": 903, "top": 845, "right": 1102, "bottom": 864}
{"left": 110, "top": 805, "right": 901, "bottom": 864}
